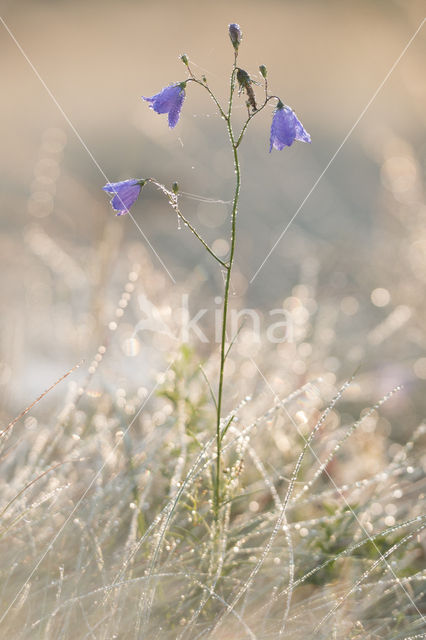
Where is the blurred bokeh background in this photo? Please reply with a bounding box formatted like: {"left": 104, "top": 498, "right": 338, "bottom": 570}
{"left": 0, "top": 0, "right": 425, "bottom": 436}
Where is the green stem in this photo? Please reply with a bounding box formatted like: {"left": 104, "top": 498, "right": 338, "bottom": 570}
{"left": 235, "top": 94, "right": 278, "bottom": 148}
{"left": 185, "top": 52, "right": 250, "bottom": 523}
{"left": 186, "top": 77, "right": 227, "bottom": 121}
{"left": 213, "top": 55, "right": 240, "bottom": 522}
{"left": 147, "top": 178, "right": 227, "bottom": 268}
{"left": 175, "top": 207, "right": 228, "bottom": 268}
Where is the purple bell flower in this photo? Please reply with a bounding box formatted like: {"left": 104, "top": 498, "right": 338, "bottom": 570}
{"left": 270, "top": 102, "right": 311, "bottom": 152}
{"left": 103, "top": 179, "right": 145, "bottom": 216}
{"left": 143, "top": 83, "right": 186, "bottom": 129}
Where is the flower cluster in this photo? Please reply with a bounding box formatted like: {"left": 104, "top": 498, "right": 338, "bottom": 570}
{"left": 141, "top": 79, "right": 311, "bottom": 150}
{"left": 103, "top": 23, "right": 311, "bottom": 214}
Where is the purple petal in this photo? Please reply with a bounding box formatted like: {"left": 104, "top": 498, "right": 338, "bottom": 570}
{"left": 143, "top": 85, "right": 181, "bottom": 113}
{"left": 269, "top": 106, "right": 310, "bottom": 152}
{"left": 144, "top": 86, "right": 178, "bottom": 113}
{"left": 293, "top": 112, "right": 311, "bottom": 143}
{"left": 103, "top": 178, "right": 140, "bottom": 194}
{"left": 167, "top": 90, "right": 185, "bottom": 128}
{"left": 103, "top": 179, "right": 143, "bottom": 215}
{"left": 143, "top": 84, "right": 185, "bottom": 128}
{"left": 270, "top": 107, "right": 295, "bottom": 152}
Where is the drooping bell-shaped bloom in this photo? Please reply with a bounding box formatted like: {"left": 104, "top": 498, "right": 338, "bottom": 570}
{"left": 103, "top": 179, "right": 145, "bottom": 216}
{"left": 142, "top": 83, "right": 186, "bottom": 129}
{"left": 269, "top": 102, "right": 311, "bottom": 152}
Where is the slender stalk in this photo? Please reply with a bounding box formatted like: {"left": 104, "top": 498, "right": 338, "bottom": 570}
{"left": 147, "top": 178, "right": 227, "bottom": 268}
{"left": 213, "top": 54, "right": 240, "bottom": 521}
{"left": 186, "top": 77, "right": 227, "bottom": 122}
{"left": 235, "top": 94, "right": 279, "bottom": 148}
{"left": 174, "top": 206, "right": 228, "bottom": 268}
{"left": 183, "top": 50, "right": 258, "bottom": 522}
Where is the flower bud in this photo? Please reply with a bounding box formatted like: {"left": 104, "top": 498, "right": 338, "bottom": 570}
{"left": 172, "top": 182, "right": 179, "bottom": 195}
{"left": 180, "top": 54, "right": 189, "bottom": 66}
{"left": 228, "top": 23, "right": 242, "bottom": 49}
{"left": 259, "top": 65, "right": 267, "bottom": 78}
